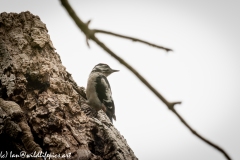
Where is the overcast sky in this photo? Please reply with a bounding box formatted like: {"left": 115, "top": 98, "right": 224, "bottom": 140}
{"left": 1, "top": 0, "right": 240, "bottom": 159}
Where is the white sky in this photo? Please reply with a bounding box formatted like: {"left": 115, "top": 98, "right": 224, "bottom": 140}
{"left": 1, "top": 0, "right": 240, "bottom": 159}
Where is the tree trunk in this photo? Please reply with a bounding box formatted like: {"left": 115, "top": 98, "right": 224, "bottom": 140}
{"left": 0, "top": 11, "right": 137, "bottom": 160}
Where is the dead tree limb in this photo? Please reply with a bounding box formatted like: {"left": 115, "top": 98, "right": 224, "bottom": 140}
{"left": 60, "top": 0, "right": 232, "bottom": 159}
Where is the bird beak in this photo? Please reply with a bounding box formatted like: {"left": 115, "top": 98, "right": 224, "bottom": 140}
{"left": 111, "top": 69, "right": 119, "bottom": 72}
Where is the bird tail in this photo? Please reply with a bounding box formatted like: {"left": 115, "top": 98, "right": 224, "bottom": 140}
{"left": 106, "top": 113, "right": 116, "bottom": 123}
{"left": 113, "top": 114, "right": 116, "bottom": 121}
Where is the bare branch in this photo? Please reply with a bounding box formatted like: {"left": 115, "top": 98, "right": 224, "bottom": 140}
{"left": 60, "top": 0, "right": 232, "bottom": 159}
{"left": 59, "top": 0, "right": 171, "bottom": 52}
{"left": 94, "top": 29, "right": 172, "bottom": 52}
{"left": 171, "top": 108, "right": 232, "bottom": 160}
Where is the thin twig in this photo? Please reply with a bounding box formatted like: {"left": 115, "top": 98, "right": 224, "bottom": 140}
{"left": 94, "top": 29, "right": 172, "bottom": 52}
{"left": 171, "top": 108, "right": 232, "bottom": 160}
{"left": 60, "top": 0, "right": 232, "bottom": 159}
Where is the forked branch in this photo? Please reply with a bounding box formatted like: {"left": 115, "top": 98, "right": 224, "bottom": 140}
{"left": 60, "top": 0, "right": 231, "bottom": 159}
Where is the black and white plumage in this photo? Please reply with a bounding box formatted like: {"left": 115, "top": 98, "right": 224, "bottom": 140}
{"left": 86, "top": 63, "right": 119, "bottom": 123}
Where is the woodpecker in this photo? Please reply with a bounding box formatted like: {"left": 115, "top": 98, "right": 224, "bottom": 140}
{"left": 86, "top": 63, "right": 119, "bottom": 123}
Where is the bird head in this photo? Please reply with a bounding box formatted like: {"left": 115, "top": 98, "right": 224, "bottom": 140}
{"left": 92, "top": 63, "right": 119, "bottom": 77}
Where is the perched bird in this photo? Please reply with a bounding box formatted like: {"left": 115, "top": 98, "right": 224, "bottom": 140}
{"left": 86, "top": 63, "right": 119, "bottom": 123}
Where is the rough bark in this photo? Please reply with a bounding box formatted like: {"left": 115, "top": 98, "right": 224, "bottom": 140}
{"left": 0, "top": 11, "right": 137, "bottom": 160}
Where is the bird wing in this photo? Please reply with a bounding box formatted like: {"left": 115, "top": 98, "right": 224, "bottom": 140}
{"left": 95, "top": 75, "right": 116, "bottom": 121}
